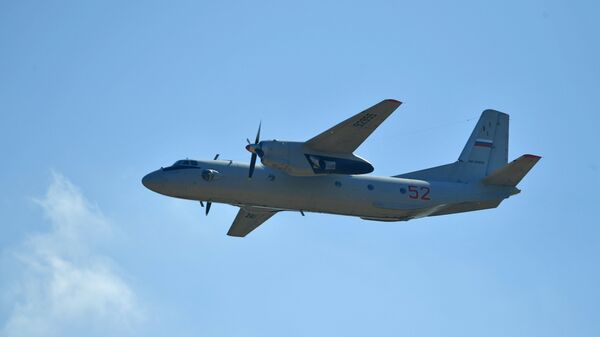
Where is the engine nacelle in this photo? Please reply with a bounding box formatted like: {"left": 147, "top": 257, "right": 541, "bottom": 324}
{"left": 257, "top": 140, "right": 373, "bottom": 176}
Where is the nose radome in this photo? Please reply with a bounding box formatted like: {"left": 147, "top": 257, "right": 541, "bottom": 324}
{"left": 141, "top": 173, "right": 151, "bottom": 189}
{"left": 142, "top": 170, "right": 166, "bottom": 192}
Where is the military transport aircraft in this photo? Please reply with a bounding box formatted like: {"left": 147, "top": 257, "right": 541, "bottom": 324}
{"left": 142, "top": 99, "right": 540, "bottom": 237}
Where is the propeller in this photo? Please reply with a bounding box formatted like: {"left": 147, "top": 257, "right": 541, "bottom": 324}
{"left": 199, "top": 154, "right": 220, "bottom": 216}
{"left": 245, "top": 122, "right": 263, "bottom": 178}
{"left": 200, "top": 200, "right": 212, "bottom": 215}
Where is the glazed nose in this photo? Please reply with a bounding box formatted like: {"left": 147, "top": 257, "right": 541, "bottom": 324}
{"left": 142, "top": 170, "right": 166, "bottom": 192}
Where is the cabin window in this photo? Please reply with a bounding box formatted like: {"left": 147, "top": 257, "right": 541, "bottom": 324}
{"left": 399, "top": 187, "right": 407, "bottom": 194}
{"left": 334, "top": 181, "right": 342, "bottom": 187}
{"left": 367, "top": 184, "right": 374, "bottom": 191}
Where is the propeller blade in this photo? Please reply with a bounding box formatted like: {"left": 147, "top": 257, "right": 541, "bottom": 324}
{"left": 247, "top": 122, "right": 262, "bottom": 179}
{"left": 213, "top": 154, "right": 219, "bottom": 160}
{"left": 200, "top": 201, "right": 204, "bottom": 207}
{"left": 249, "top": 153, "right": 257, "bottom": 178}
{"left": 254, "top": 122, "right": 261, "bottom": 144}
{"left": 205, "top": 201, "right": 212, "bottom": 215}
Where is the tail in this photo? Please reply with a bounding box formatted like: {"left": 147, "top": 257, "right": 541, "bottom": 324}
{"left": 455, "top": 109, "right": 509, "bottom": 180}
{"left": 395, "top": 109, "right": 540, "bottom": 184}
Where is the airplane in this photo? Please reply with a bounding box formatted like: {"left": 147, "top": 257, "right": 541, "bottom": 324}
{"left": 142, "top": 99, "right": 540, "bottom": 237}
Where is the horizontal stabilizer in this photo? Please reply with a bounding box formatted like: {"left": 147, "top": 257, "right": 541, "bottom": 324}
{"left": 482, "top": 154, "right": 541, "bottom": 186}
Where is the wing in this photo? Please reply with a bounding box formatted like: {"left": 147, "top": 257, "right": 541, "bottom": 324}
{"left": 305, "top": 99, "right": 402, "bottom": 154}
{"left": 227, "top": 206, "right": 279, "bottom": 237}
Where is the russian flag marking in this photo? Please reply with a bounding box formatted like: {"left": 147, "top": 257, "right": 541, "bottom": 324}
{"left": 474, "top": 138, "right": 493, "bottom": 148}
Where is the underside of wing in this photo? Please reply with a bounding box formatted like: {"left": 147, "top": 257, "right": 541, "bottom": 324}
{"left": 227, "top": 206, "right": 279, "bottom": 237}
{"left": 305, "top": 99, "right": 402, "bottom": 154}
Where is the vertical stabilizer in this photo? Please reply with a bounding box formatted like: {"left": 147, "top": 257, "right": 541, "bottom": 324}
{"left": 395, "top": 109, "right": 511, "bottom": 183}
{"left": 456, "top": 109, "right": 509, "bottom": 181}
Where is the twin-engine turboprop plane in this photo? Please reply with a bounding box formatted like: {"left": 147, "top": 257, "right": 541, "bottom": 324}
{"left": 143, "top": 99, "right": 540, "bottom": 237}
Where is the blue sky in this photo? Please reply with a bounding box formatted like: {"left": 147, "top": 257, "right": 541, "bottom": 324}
{"left": 1, "top": 1, "right": 599, "bottom": 336}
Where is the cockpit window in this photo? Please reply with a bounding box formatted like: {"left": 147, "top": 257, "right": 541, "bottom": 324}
{"left": 173, "top": 160, "right": 199, "bottom": 166}
{"left": 164, "top": 159, "right": 202, "bottom": 171}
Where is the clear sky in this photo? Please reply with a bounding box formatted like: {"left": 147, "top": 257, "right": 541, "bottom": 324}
{"left": 1, "top": 1, "right": 599, "bottom": 336}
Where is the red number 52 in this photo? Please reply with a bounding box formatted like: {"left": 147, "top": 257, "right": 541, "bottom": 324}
{"left": 408, "top": 185, "right": 431, "bottom": 201}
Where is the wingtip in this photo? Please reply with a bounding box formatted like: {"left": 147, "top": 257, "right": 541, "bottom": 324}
{"left": 384, "top": 99, "right": 402, "bottom": 105}
{"left": 523, "top": 154, "right": 542, "bottom": 160}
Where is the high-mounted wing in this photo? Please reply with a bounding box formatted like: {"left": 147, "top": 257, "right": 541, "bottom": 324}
{"left": 305, "top": 99, "right": 402, "bottom": 154}
{"left": 227, "top": 206, "right": 279, "bottom": 237}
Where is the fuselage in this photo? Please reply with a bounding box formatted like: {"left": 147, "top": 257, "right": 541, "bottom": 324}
{"left": 142, "top": 159, "right": 514, "bottom": 221}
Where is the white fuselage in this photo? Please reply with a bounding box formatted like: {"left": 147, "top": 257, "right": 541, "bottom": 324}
{"left": 142, "top": 159, "right": 513, "bottom": 221}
